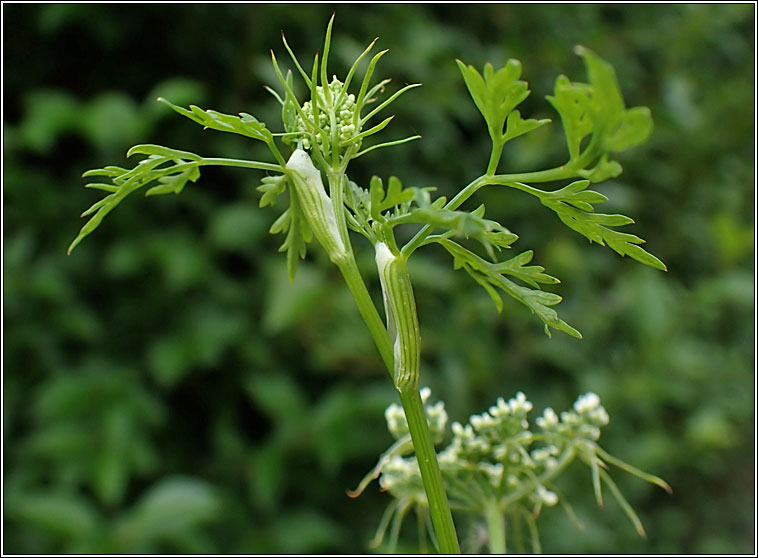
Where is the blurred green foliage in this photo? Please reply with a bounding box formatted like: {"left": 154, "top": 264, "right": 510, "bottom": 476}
{"left": 3, "top": 4, "right": 754, "bottom": 554}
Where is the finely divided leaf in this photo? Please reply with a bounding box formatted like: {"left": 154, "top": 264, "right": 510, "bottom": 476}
{"left": 603, "top": 106, "right": 653, "bottom": 152}
{"left": 369, "top": 176, "right": 416, "bottom": 221}
{"left": 396, "top": 204, "right": 518, "bottom": 260}
{"left": 547, "top": 47, "right": 654, "bottom": 164}
{"left": 69, "top": 147, "right": 204, "bottom": 254}
{"left": 580, "top": 154, "right": 623, "bottom": 183}
{"left": 439, "top": 239, "right": 581, "bottom": 338}
{"left": 503, "top": 110, "right": 551, "bottom": 144}
{"left": 457, "top": 59, "right": 534, "bottom": 144}
{"left": 268, "top": 188, "right": 313, "bottom": 282}
{"left": 158, "top": 97, "right": 272, "bottom": 142}
{"left": 536, "top": 180, "right": 666, "bottom": 271}
{"left": 258, "top": 172, "right": 315, "bottom": 280}
{"left": 546, "top": 76, "right": 594, "bottom": 161}
{"left": 574, "top": 45, "right": 625, "bottom": 124}
{"left": 257, "top": 174, "right": 289, "bottom": 208}
{"left": 491, "top": 250, "right": 561, "bottom": 288}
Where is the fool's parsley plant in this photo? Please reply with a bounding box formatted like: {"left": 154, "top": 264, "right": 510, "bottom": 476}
{"left": 69, "top": 16, "right": 669, "bottom": 554}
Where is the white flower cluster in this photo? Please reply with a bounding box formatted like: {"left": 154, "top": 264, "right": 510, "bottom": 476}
{"left": 464, "top": 392, "right": 535, "bottom": 463}
{"left": 297, "top": 77, "right": 360, "bottom": 152}
{"left": 535, "top": 392, "right": 609, "bottom": 442}
{"left": 447, "top": 421, "right": 491, "bottom": 462}
{"left": 471, "top": 392, "right": 533, "bottom": 435}
{"left": 384, "top": 387, "right": 448, "bottom": 441}
{"left": 378, "top": 455, "right": 424, "bottom": 501}
{"left": 384, "top": 403, "right": 408, "bottom": 439}
{"left": 479, "top": 462, "right": 505, "bottom": 488}
{"left": 378, "top": 390, "right": 613, "bottom": 517}
{"left": 530, "top": 443, "right": 560, "bottom": 470}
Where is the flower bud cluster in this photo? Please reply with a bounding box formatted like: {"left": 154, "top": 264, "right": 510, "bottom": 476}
{"left": 378, "top": 390, "right": 613, "bottom": 514}
{"left": 535, "top": 392, "right": 609, "bottom": 442}
{"left": 532, "top": 484, "right": 559, "bottom": 507}
{"left": 378, "top": 455, "right": 425, "bottom": 502}
{"left": 385, "top": 386, "right": 448, "bottom": 441}
{"left": 297, "top": 77, "right": 360, "bottom": 153}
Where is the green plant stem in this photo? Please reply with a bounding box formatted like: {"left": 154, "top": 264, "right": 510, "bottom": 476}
{"left": 486, "top": 139, "right": 504, "bottom": 176}
{"left": 398, "top": 385, "right": 461, "bottom": 554}
{"left": 311, "top": 161, "right": 460, "bottom": 553}
{"left": 339, "top": 237, "right": 460, "bottom": 553}
{"left": 335, "top": 255, "right": 395, "bottom": 377}
{"left": 201, "top": 157, "right": 283, "bottom": 173}
{"left": 484, "top": 503, "right": 507, "bottom": 554}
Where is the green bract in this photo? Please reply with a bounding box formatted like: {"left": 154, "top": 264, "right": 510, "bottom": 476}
{"left": 69, "top": 15, "right": 668, "bottom": 554}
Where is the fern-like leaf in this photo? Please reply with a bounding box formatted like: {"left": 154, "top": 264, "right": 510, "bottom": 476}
{"left": 438, "top": 239, "right": 581, "bottom": 338}
{"left": 68, "top": 145, "right": 203, "bottom": 254}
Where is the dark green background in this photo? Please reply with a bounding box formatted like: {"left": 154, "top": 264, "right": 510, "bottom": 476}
{"left": 3, "top": 4, "right": 755, "bottom": 554}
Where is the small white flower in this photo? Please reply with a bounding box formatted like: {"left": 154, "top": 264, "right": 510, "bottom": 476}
{"left": 479, "top": 462, "right": 504, "bottom": 487}
{"left": 574, "top": 392, "right": 601, "bottom": 414}
{"left": 470, "top": 412, "right": 496, "bottom": 432}
{"left": 536, "top": 407, "right": 559, "bottom": 429}
{"left": 561, "top": 410, "right": 581, "bottom": 426}
{"left": 490, "top": 397, "right": 510, "bottom": 418}
{"left": 588, "top": 406, "right": 609, "bottom": 425}
{"left": 579, "top": 425, "right": 602, "bottom": 441}
{"left": 438, "top": 446, "right": 459, "bottom": 466}
{"left": 531, "top": 444, "right": 559, "bottom": 462}
{"left": 508, "top": 391, "right": 533, "bottom": 413}
{"left": 451, "top": 421, "right": 466, "bottom": 438}
{"left": 537, "top": 485, "right": 558, "bottom": 506}
{"left": 426, "top": 401, "right": 448, "bottom": 434}
{"left": 385, "top": 403, "right": 408, "bottom": 437}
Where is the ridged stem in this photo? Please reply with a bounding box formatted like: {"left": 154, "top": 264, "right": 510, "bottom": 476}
{"left": 376, "top": 241, "right": 460, "bottom": 553}
{"left": 288, "top": 148, "right": 460, "bottom": 552}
